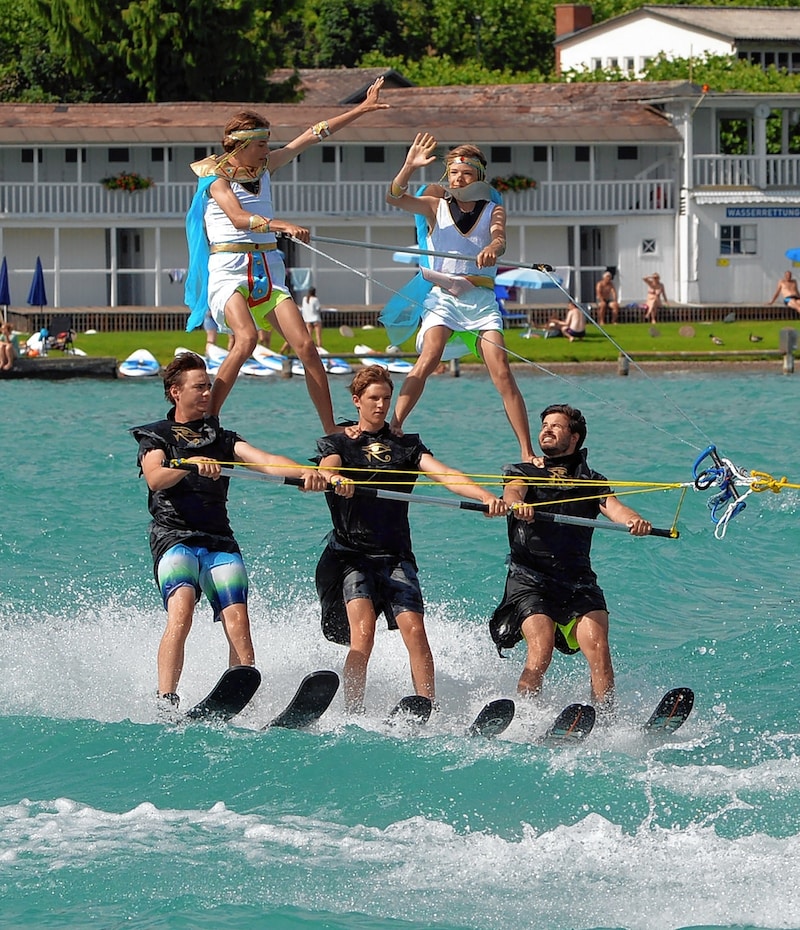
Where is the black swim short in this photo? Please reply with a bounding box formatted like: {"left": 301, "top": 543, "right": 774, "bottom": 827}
{"left": 490, "top": 562, "right": 606, "bottom": 655}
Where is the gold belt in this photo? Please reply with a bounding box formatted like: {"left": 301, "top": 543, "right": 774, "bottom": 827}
{"left": 465, "top": 275, "right": 495, "bottom": 289}
{"left": 209, "top": 242, "right": 278, "bottom": 254}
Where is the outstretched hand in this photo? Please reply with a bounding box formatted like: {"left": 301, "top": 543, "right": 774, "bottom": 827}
{"left": 360, "top": 77, "right": 391, "bottom": 112}
{"left": 404, "top": 132, "right": 438, "bottom": 171}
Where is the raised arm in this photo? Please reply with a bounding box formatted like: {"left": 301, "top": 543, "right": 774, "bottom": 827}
{"left": 385, "top": 132, "right": 442, "bottom": 226}
{"left": 270, "top": 77, "right": 390, "bottom": 171}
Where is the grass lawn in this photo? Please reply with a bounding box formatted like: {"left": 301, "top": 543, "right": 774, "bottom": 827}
{"left": 61, "top": 318, "right": 798, "bottom": 367}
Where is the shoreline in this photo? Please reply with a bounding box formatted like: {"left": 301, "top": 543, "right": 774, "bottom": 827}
{"left": 1, "top": 356, "right": 794, "bottom": 380}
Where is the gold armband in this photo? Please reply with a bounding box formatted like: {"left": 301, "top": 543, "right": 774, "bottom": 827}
{"left": 311, "top": 120, "right": 331, "bottom": 141}
{"left": 388, "top": 181, "right": 408, "bottom": 200}
{"left": 249, "top": 214, "right": 270, "bottom": 233}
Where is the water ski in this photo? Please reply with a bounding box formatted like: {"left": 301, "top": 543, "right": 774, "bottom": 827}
{"left": 467, "top": 698, "right": 515, "bottom": 738}
{"left": 388, "top": 695, "right": 432, "bottom": 725}
{"left": 185, "top": 665, "right": 261, "bottom": 721}
{"left": 264, "top": 670, "right": 340, "bottom": 729}
{"left": 645, "top": 687, "right": 694, "bottom": 733}
{"left": 544, "top": 703, "right": 596, "bottom": 741}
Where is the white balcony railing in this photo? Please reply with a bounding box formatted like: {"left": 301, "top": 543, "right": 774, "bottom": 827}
{"left": 0, "top": 178, "right": 676, "bottom": 220}
{"left": 694, "top": 154, "right": 800, "bottom": 189}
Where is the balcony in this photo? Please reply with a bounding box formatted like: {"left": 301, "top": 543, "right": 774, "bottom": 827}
{"left": 693, "top": 154, "right": 800, "bottom": 189}
{"left": 0, "top": 178, "right": 676, "bottom": 221}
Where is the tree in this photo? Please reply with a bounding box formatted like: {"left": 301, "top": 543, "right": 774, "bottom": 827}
{"left": 309, "top": 0, "right": 402, "bottom": 68}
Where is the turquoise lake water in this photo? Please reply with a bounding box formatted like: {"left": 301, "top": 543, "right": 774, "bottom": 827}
{"left": 1, "top": 365, "right": 799, "bottom": 930}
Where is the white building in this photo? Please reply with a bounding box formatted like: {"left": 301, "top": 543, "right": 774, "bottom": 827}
{"left": 1, "top": 71, "right": 799, "bottom": 314}
{"left": 555, "top": 5, "right": 800, "bottom": 78}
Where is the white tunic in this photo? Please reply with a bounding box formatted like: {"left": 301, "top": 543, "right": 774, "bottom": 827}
{"left": 204, "top": 175, "right": 290, "bottom": 327}
{"left": 416, "top": 198, "right": 502, "bottom": 349}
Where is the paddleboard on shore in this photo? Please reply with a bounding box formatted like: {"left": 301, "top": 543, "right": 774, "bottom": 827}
{"left": 118, "top": 349, "right": 161, "bottom": 378}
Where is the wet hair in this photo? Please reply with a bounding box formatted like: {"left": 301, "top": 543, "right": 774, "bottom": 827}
{"left": 540, "top": 404, "right": 587, "bottom": 449}
{"left": 348, "top": 364, "right": 394, "bottom": 397}
{"left": 162, "top": 351, "right": 206, "bottom": 402}
{"left": 222, "top": 111, "right": 270, "bottom": 153}
{"left": 307, "top": 287, "right": 316, "bottom": 297}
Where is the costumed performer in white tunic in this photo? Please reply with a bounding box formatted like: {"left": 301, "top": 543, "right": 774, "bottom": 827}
{"left": 381, "top": 133, "right": 534, "bottom": 462}
{"left": 184, "top": 78, "right": 389, "bottom": 428}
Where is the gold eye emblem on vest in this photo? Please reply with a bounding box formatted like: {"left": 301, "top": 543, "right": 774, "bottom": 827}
{"left": 172, "top": 425, "right": 204, "bottom": 446}
{"left": 547, "top": 464, "right": 576, "bottom": 488}
{"left": 363, "top": 441, "right": 393, "bottom": 464}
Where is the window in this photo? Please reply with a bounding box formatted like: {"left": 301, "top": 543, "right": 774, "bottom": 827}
{"left": 108, "top": 148, "right": 130, "bottom": 162}
{"left": 720, "top": 224, "right": 757, "bottom": 255}
{"left": 65, "top": 148, "right": 86, "bottom": 163}
{"left": 21, "top": 148, "right": 42, "bottom": 163}
{"left": 625, "top": 57, "right": 635, "bottom": 73}
{"left": 617, "top": 146, "right": 638, "bottom": 160}
{"left": 641, "top": 239, "right": 657, "bottom": 255}
{"left": 532, "top": 146, "right": 548, "bottom": 163}
{"left": 574, "top": 146, "right": 590, "bottom": 162}
{"left": 322, "top": 147, "right": 338, "bottom": 164}
{"left": 151, "top": 147, "right": 173, "bottom": 162}
{"left": 591, "top": 58, "right": 602, "bottom": 71}
{"left": 364, "top": 146, "right": 385, "bottom": 163}
{"left": 193, "top": 146, "right": 211, "bottom": 160}
{"left": 491, "top": 146, "right": 511, "bottom": 163}
{"left": 608, "top": 58, "right": 619, "bottom": 69}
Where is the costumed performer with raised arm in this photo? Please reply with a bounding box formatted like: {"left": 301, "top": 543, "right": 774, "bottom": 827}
{"left": 130, "top": 352, "right": 327, "bottom": 715}
{"left": 184, "top": 78, "right": 389, "bottom": 426}
{"left": 381, "top": 132, "right": 535, "bottom": 462}
{"left": 314, "top": 365, "right": 507, "bottom": 714}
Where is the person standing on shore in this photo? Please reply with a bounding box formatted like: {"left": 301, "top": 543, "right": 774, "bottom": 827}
{"left": 642, "top": 273, "right": 667, "bottom": 324}
{"left": 184, "top": 79, "right": 389, "bottom": 429}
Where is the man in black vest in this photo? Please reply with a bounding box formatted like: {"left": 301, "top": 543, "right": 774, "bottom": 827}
{"left": 315, "top": 364, "right": 506, "bottom": 714}
{"left": 131, "top": 351, "right": 325, "bottom": 711}
{"left": 490, "top": 404, "right": 652, "bottom": 709}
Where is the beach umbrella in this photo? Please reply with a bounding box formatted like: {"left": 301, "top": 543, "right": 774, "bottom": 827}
{"left": 785, "top": 248, "right": 800, "bottom": 262}
{"left": 494, "top": 267, "right": 563, "bottom": 289}
{"left": 0, "top": 257, "right": 9, "bottom": 324}
{"left": 27, "top": 256, "right": 48, "bottom": 308}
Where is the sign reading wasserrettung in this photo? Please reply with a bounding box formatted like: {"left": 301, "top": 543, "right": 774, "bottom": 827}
{"left": 726, "top": 207, "right": 800, "bottom": 218}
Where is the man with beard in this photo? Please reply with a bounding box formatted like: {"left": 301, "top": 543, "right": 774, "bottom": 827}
{"left": 490, "top": 404, "right": 652, "bottom": 709}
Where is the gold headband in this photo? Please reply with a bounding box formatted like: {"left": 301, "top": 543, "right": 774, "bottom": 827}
{"left": 444, "top": 155, "right": 486, "bottom": 180}
{"left": 226, "top": 127, "right": 271, "bottom": 143}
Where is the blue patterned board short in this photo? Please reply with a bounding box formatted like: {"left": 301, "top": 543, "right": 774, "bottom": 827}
{"left": 157, "top": 544, "right": 248, "bottom": 622}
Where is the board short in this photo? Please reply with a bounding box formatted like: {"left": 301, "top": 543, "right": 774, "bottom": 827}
{"left": 490, "top": 562, "right": 606, "bottom": 656}
{"left": 315, "top": 544, "right": 423, "bottom": 645}
{"left": 157, "top": 544, "right": 248, "bottom": 622}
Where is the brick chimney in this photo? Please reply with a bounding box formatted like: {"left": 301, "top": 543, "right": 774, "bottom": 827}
{"left": 555, "top": 4, "right": 593, "bottom": 38}
{"left": 554, "top": 5, "right": 593, "bottom": 75}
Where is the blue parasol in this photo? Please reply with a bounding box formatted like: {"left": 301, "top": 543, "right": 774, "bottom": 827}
{"left": 494, "top": 267, "right": 562, "bottom": 289}
{"left": 0, "top": 257, "right": 9, "bottom": 323}
{"left": 27, "top": 256, "right": 48, "bottom": 308}
{"left": 785, "top": 248, "right": 800, "bottom": 263}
